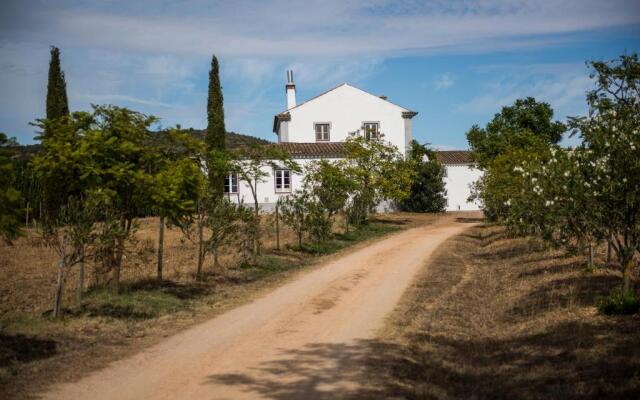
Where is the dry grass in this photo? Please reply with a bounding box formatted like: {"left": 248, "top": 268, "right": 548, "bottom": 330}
{"left": 0, "top": 212, "right": 422, "bottom": 399}
{"left": 363, "top": 225, "right": 640, "bottom": 399}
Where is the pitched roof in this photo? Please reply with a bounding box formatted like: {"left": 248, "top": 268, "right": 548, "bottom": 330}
{"left": 275, "top": 142, "right": 346, "bottom": 159}
{"left": 273, "top": 83, "right": 417, "bottom": 133}
{"left": 435, "top": 150, "right": 474, "bottom": 165}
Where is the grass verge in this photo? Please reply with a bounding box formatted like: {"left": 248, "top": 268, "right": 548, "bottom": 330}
{"left": 361, "top": 224, "right": 640, "bottom": 399}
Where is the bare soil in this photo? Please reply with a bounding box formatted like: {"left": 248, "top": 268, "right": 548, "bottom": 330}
{"left": 31, "top": 213, "right": 478, "bottom": 400}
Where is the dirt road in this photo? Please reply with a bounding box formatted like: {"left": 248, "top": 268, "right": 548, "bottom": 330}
{"left": 41, "top": 215, "right": 476, "bottom": 400}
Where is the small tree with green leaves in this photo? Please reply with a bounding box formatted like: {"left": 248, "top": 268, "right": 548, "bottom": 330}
{"left": 279, "top": 190, "right": 310, "bottom": 248}
{"left": 231, "top": 144, "right": 300, "bottom": 259}
{"left": 39, "top": 196, "right": 96, "bottom": 317}
{"left": 0, "top": 133, "right": 23, "bottom": 244}
{"left": 206, "top": 198, "right": 246, "bottom": 271}
{"left": 467, "top": 97, "right": 565, "bottom": 170}
{"left": 151, "top": 129, "right": 202, "bottom": 280}
{"left": 303, "top": 159, "right": 354, "bottom": 240}
{"left": 568, "top": 53, "right": 640, "bottom": 293}
{"left": 34, "top": 106, "right": 160, "bottom": 293}
{"left": 342, "top": 134, "right": 413, "bottom": 226}
{"left": 399, "top": 140, "right": 447, "bottom": 212}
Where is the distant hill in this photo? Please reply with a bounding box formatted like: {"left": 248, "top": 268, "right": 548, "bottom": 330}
{"left": 12, "top": 129, "right": 272, "bottom": 159}
{"left": 184, "top": 129, "right": 272, "bottom": 148}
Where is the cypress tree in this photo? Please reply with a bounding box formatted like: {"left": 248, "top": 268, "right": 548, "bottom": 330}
{"left": 46, "top": 46, "right": 69, "bottom": 123}
{"left": 206, "top": 54, "right": 226, "bottom": 198}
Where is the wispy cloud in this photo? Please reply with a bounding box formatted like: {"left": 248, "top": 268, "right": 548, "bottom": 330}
{"left": 433, "top": 73, "right": 455, "bottom": 90}
{"left": 1, "top": 0, "right": 639, "bottom": 142}
{"left": 456, "top": 62, "right": 594, "bottom": 119}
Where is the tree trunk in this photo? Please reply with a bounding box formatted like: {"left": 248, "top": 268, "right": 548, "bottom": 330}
{"left": 25, "top": 201, "right": 30, "bottom": 227}
{"left": 53, "top": 258, "right": 65, "bottom": 318}
{"left": 77, "top": 246, "right": 84, "bottom": 304}
{"left": 578, "top": 238, "right": 585, "bottom": 255}
{"left": 623, "top": 257, "right": 634, "bottom": 294}
{"left": 196, "top": 219, "right": 204, "bottom": 281}
{"left": 157, "top": 215, "right": 165, "bottom": 281}
{"left": 112, "top": 217, "right": 130, "bottom": 294}
{"left": 213, "top": 248, "right": 220, "bottom": 270}
{"left": 275, "top": 202, "right": 280, "bottom": 251}
{"left": 587, "top": 241, "right": 594, "bottom": 269}
{"left": 607, "top": 234, "right": 613, "bottom": 264}
{"left": 253, "top": 178, "right": 261, "bottom": 257}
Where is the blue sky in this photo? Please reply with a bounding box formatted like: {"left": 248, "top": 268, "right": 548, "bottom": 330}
{"left": 1, "top": 1, "right": 639, "bottom": 148}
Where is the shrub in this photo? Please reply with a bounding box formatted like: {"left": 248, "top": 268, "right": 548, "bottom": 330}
{"left": 597, "top": 289, "right": 640, "bottom": 315}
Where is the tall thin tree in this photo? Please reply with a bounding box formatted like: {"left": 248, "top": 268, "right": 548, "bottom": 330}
{"left": 206, "top": 55, "right": 226, "bottom": 198}
{"left": 46, "top": 47, "right": 69, "bottom": 126}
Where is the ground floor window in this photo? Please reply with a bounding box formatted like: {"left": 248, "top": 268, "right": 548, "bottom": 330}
{"left": 224, "top": 173, "right": 238, "bottom": 194}
{"left": 275, "top": 169, "right": 291, "bottom": 193}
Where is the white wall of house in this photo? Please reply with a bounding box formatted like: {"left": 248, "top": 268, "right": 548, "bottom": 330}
{"left": 224, "top": 158, "right": 341, "bottom": 211}
{"left": 443, "top": 164, "right": 483, "bottom": 211}
{"left": 278, "top": 84, "right": 412, "bottom": 155}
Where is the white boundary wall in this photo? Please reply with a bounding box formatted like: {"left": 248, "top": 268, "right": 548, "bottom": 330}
{"left": 443, "top": 164, "right": 483, "bottom": 211}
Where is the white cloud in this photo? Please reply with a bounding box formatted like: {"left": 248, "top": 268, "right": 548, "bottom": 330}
{"left": 1, "top": 0, "right": 639, "bottom": 142}
{"left": 433, "top": 73, "right": 455, "bottom": 90}
{"left": 456, "top": 62, "right": 594, "bottom": 120}
{"left": 3, "top": 1, "right": 639, "bottom": 58}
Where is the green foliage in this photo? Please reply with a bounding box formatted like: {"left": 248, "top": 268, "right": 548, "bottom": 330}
{"left": 204, "top": 198, "right": 248, "bottom": 268}
{"left": 467, "top": 97, "right": 565, "bottom": 169}
{"left": 467, "top": 97, "right": 566, "bottom": 221}
{"left": 45, "top": 46, "right": 69, "bottom": 125}
{"left": 304, "top": 160, "right": 353, "bottom": 218}
{"left": 342, "top": 134, "right": 413, "bottom": 225}
{"left": 597, "top": 289, "right": 640, "bottom": 315}
{"left": 303, "top": 160, "right": 354, "bottom": 241}
{"left": 475, "top": 53, "right": 640, "bottom": 297}
{"left": 230, "top": 143, "right": 300, "bottom": 257}
{"left": 0, "top": 133, "right": 23, "bottom": 243}
{"left": 206, "top": 54, "right": 226, "bottom": 198}
{"left": 399, "top": 140, "right": 446, "bottom": 212}
{"left": 151, "top": 129, "right": 203, "bottom": 228}
{"left": 568, "top": 53, "right": 640, "bottom": 293}
{"left": 279, "top": 190, "right": 309, "bottom": 247}
{"left": 32, "top": 105, "right": 161, "bottom": 292}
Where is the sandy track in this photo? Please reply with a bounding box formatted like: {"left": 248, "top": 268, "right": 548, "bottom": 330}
{"left": 41, "top": 216, "right": 475, "bottom": 400}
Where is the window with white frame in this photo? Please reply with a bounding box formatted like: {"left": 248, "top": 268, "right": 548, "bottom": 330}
{"left": 363, "top": 122, "right": 379, "bottom": 140}
{"left": 315, "top": 123, "right": 330, "bottom": 141}
{"left": 224, "top": 173, "right": 238, "bottom": 194}
{"left": 274, "top": 169, "right": 291, "bottom": 193}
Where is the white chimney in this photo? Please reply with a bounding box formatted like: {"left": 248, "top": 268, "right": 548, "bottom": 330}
{"left": 286, "top": 70, "right": 296, "bottom": 109}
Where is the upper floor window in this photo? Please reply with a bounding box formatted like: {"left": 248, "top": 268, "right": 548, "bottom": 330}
{"left": 224, "top": 173, "right": 239, "bottom": 194}
{"left": 315, "top": 123, "right": 330, "bottom": 141}
{"left": 363, "top": 122, "right": 379, "bottom": 140}
{"left": 275, "top": 169, "right": 291, "bottom": 193}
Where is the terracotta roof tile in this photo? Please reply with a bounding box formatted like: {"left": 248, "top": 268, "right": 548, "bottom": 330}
{"left": 274, "top": 142, "right": 346, "bottom": 158}
{"left": 435, "top": 150, "right": 474, "bottom": 165}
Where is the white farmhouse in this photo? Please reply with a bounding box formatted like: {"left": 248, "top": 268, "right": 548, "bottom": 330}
{"left": 224, "top": 70, "right": 482, "bottom": 212}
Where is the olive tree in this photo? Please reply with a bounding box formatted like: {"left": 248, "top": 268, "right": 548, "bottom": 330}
{"left": 568, "top": 53, "right": 640, "bottom": 292}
